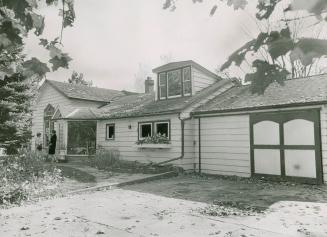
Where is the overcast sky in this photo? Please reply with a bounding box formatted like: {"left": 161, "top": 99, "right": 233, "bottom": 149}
{"left": 25, "top": 0, "right": 258, "bottom": 92}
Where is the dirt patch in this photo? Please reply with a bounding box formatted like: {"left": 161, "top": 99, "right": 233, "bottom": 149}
{"left": 123, "top": 174, "right": 327, "bottom": 213}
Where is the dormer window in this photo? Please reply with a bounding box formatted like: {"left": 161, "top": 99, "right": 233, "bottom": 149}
{"left": 158, "top": 66, "right": 192, "bottom": 100}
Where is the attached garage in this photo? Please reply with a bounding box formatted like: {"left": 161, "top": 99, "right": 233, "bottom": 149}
{"left": 250, "top": 109, "right": 323, "bottom": 184}
{"left": 193, "top": 74, "right": 327, "bottom": 184}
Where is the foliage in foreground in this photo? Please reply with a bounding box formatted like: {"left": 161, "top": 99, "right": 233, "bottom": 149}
{"left": 0, "top": 152, "right": 62, "bottom": 206}
{"left": 164, "top": 0, "right": 327, "bottom": 93}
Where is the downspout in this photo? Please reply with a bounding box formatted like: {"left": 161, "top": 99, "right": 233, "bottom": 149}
{"left": 198, "top": 117, "right": 201, "bottom": 174}
{"left": 156, "top": 116, "right": 189, "bottom": 165}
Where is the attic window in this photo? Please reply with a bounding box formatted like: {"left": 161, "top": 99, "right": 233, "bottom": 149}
{"left": 157, "top": 66, "right": 192, "bottom": 100}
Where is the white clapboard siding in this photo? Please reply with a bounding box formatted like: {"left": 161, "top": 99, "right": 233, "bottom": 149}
{"left": 31, "top": 83, "right": 103, "bottom": 150}
{"left": 199, "top": 115, "right": 251, "bottom": 177}
{"left": 320, "top": 105, "right": 327, "bottom": 183}
{"left": 31, "top": 83, "right": 71, "bottom": 150}
{"left": 97, "top": 114, "right": 194, "bottom": 169}
{"left": 192, "top": 67, "right": 217, "bottom": 94}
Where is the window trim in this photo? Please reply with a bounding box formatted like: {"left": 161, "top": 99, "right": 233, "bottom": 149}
{"left": 138, "top": 122, "right": 153, "bottom": 140}
{"left": 159, "top": 72, "right": 167, "bottom": 99}
{"left": 138, "top": 120, "right": 171, "bottom": 141}
{"left": 106, "top": 123, "right": 115, "bottom": 140}
{"left": 157, "top": 66, "right": 192, "bottom": 100}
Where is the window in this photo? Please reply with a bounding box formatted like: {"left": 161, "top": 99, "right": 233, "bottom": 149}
{"left": 106, "top": 124, "right": 115, "bottom": 140}
{"left": 155, "top": 122, "right": 169, "bottom": 138}
{"left": 159, "top": 73, "right": 167, "bottom": 99}
{"left": 139, "top": 123, "right": 152, "bottom": 139}
{"left": 157, "top": 67, "right": 192, "bottom": 100}
{"left": 139, "top": 121, "right": 170, "bottom": 140}
{"left": 167, "top": 69, "right": 182, "bottom": 97}
{"left": 183, "top": 67, "right": 191, "bottom": 95}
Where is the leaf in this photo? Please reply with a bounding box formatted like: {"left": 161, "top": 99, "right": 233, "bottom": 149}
{"left": 0, "top": 34, "right": 12, "bottom": 48}
{"left": 210, "top": 5, "right": 218, "bottom": 16}
{"left": 39, "top": 38, "right": 49, "bottom": 47}
{"left": 29, "top": 12, "right": 45, "bottom": 36}
{"left": 256, "top": 0, "right": 281, "bottom": 20}
{"left": 227, "top": 0, "right": 248, "bottom": 10}
{"left": 290, "top": 38, "right": 327, "bottom": 66}
{"left": 0, "top": 21, "right": 23, "bottom": 46}
{"left": 49, "top": 54, "right": 72, "bottom": 71}
{"left": 245, "top": 60, "right": 289, "bottom": 94}
{"left": 22, "top": 57, "right": 50, "bottom": 77}
{"left": 285, "top": 0, "right": 327, "bottom": 17}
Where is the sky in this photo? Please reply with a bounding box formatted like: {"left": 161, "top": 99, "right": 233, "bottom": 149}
{"left": 25, "top": 0, "right": 259, "bottom": 92}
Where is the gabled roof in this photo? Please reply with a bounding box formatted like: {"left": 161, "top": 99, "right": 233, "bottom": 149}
{"left": 152, "top": 60, "right": 219, "bottom": 80}
{"left": 194, "top": 74, "right": 327, "bottom": 115}
{"left": 93, "top": 79, "right": 232, "bottom": 119}
{"left": 46, "top": 80, "right": 135, "bottom": 103}
{"left": 52, "top": 105, "right": 97, "bottom": 120}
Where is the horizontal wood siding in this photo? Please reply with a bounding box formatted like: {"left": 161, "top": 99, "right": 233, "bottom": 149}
{"left": 183, "top": 119, "right": 196, "bottom": 170}
{"left": 199, "top": 115, "right": 251, "bottom": 177}
{"left": 31, "top": 84, "right": 72, "bottom": 150}
{"left": 320, "top": 106, "right": 327, "bottom": 183}
{"left": 192, "top": 67, "right": 217, "bottom": 94}
{"left": 31, "top": 83, "right": 103, "bottom": 151}
{"left": 97, "top": 114, "right": 192, "bottom": 169}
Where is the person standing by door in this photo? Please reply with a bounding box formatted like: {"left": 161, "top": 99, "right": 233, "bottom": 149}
{"left": 35, "top": 132, "right": 43, "bottom": 158}
{"left": 48, "top": 130, "right": 57, "bottom": 162}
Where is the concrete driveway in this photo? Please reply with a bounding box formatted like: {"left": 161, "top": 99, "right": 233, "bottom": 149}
{"left": 1, "top": 188, "right": 326, "bottom": 237}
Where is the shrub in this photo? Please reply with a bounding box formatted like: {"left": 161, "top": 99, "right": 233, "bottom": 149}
{"left": 136, "top": 133, "right": 170, "bottom": 145}
{"left": 0, "top": 151, "right": 62, "bottom": 206}
{"left": 88, "top": 148, "right": 120, "bottom": 169}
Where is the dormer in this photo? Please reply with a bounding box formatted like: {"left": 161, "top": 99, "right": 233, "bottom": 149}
{"left": 152, "top": 60, "right": 220, "bottom": 101}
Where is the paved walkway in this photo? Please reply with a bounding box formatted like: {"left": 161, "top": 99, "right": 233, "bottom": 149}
{"left": 55, "top": 163, "right": 167, "bottom": 193}
{"left": 1, "top": 188, "right": 326, "bottom": 237}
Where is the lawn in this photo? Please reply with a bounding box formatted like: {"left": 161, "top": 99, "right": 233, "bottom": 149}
{"left": 123, "top": 174, "right": 327, "bottom": 213}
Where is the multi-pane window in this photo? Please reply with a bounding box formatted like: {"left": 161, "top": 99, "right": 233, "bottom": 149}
{"left": 158, "top": 67, "right": 191, "bottom": 100}
{"left": 138, "top": 121, "right": 170, "bottom": 140}
{"left": 183, "top": 67, "right": 191, "bottom": 95}
{"left": 106, "top": 124, "right": 115, "bottom": 140}
{"left": 159, "top": 73, "right": 167, "bottom": 99}
{"left": 167, "top": 69, "right": 182, "bottom": 97}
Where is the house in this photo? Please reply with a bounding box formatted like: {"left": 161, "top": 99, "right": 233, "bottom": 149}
{"left": 32, "top": 61, "right": 327, "bottom": 184}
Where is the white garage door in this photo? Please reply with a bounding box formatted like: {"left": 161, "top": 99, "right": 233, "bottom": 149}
{"left": 250, "top": 110, "right": 323, "bottom": 184}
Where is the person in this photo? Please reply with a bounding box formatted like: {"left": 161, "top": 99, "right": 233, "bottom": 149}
{"left": 35, "top": 132, "right": 43, "bottom": 158}
{"left": 48, "top": 130, "right": 57, "bottom": 162}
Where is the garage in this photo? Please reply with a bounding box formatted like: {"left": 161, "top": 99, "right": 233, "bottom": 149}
{"left": 250, "top": 109, "right": 323, "bottom": 184}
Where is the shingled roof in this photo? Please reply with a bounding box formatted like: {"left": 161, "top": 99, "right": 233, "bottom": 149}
{"left": 194, "top": 74, "right": 327, "bottom": 115}
{"left": 46, "top": 80, "right": 134, "bottom": 103}
{"left": 91, "top": 79, "right": 232, "bottom": 119}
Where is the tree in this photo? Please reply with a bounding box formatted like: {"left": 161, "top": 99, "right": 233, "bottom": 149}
{"left": 0, "top": 0, "right": 75, "bottom": 153}
{"left": 68, "top": 71, "right": 93, "bottom": 87}
{"left": 163, "top": 0, "right": 327, "bottom": 93}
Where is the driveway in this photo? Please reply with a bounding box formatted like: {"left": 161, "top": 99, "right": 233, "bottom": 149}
{"left": 1, "top": 188, "right": 327, "bottom": 237}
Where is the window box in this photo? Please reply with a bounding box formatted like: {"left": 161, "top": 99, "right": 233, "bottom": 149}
{"left": 135, "top": 143, "right": 172, "bottom": 149}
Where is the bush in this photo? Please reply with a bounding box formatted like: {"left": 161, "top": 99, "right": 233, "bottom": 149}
{"left": 88, "top": 148, "right": 120, "bottom": 169}
{"left": 0, "top": 151, "right": 62, "bottom": 206}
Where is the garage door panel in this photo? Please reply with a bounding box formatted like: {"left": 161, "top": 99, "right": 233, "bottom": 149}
{"left": 254, "top": 149, "right": 281, "bottom": 175}
{"left": 285, "top": 150, "right": 316, "bottom": 178}
{"left": 253, "top": 121, "right": 279, "bottom": 145}
{"left": 284, "top": 119, "right": 315, "bottom": 145}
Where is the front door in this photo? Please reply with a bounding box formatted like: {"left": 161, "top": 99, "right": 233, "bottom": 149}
{"left": 250, "top": 109, "right": 323, "bottom": 184}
